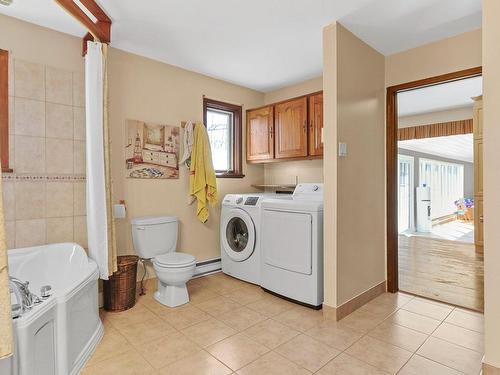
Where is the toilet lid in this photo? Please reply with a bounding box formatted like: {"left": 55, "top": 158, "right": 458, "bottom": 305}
{"left": 154, "top": 253, "right": 196, "bottom": 268}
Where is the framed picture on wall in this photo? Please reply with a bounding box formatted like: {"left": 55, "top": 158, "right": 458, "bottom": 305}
{"left": 125, "top": 119, "right": 180, "bottom": 179}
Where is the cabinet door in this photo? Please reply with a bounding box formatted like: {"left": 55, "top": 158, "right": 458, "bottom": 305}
{"left": 308, "top": 93, "right": 323, "bottom": 156}
{"left": 246, "top": 106, "right": 274, "bottom": 161}
{"left": 274, "top": 97, "right": 308, "bottom": 159}
{"left": 475, "top": 197, "right": 484, "bottom": 247}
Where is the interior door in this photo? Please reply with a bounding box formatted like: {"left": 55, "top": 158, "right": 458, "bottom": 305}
{"left": 473, "top": 97, "right": 483, "bottom": 251}
{"left": 246, "top": 106, "right": 274, "bottom": 161}
{"left": 274, "top": 97, "right": 308, "bottom": 159}
{"left": 398, "top": 155, "right": 414, "bottom": 233}
{"left": 261, "top": 209, "right": 312, "bottom": 275}
{"left": 308, "top": 92, "right": 323, "bottom": 156}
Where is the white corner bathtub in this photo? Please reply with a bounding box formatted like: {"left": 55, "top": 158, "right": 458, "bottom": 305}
{"left": 3, "top": 243, "right": 103, "bottom": 375}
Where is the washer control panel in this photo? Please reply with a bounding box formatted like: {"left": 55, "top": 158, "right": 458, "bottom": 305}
{"left": 244, "top": 197, "right": 260, "bottom": 206}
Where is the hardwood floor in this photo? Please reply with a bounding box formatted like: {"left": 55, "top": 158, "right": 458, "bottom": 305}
{"left": 399, "top": 235, "right": 484, "bottom": 311}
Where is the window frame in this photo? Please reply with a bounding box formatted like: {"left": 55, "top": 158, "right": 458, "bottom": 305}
{"left": 203, "top": 97, "right": 244, "bottom": 178}
{"left": 0, "top": 49, "right": 11, "bottom": 173}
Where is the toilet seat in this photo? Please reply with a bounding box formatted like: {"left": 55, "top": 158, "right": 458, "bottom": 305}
{"left": 154, "top": 253, "right": 196, "bottom": 268}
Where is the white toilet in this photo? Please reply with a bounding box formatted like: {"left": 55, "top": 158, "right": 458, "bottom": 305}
{"left": 131, "top": 215, "right": 196, "bottom": 307}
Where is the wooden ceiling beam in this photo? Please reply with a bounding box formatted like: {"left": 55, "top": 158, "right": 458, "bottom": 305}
{"left": 54, "top": 0, "right": 111, "bottom": 55}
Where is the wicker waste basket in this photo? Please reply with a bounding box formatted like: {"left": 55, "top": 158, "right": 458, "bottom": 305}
{"left": 103, "top": 255, "right": 139, "bottom": 312}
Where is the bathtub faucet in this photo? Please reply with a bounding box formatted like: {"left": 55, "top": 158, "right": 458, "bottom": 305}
{"left": 9, "top": 277, "right": 42, "bottom": 315}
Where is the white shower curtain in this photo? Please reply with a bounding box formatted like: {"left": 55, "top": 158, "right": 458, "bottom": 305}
{"left": 85, "top": 41, "right": 115, "bottom": 279}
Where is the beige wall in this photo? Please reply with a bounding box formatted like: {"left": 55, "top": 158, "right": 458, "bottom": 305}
{"left": 108, "top": 48, "right": 265, "bottom": 264}
{"left": 0, "top": 15, "right": 87, "bottom": 250}
{"left": 482, "top": 0, "right": 500, "bottom": 368}
{"left": 398, "top": 106, "right": 473, "bottom": 128}
{"left": 262, "top": 77, "right": 324, "bottom": 185}
{"left": 386, "top": 29, "right": 482, "bottom": 87}
{"left": 322, "top": 23, "right": 386, "bottom": 308}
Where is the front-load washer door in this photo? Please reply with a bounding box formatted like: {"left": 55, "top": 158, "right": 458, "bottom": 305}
{"left": 222, "top": 208, "right": 256, "bottom": 262}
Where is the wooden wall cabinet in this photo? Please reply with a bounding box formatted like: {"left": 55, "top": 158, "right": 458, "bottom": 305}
{"left": 246, "top": 105, "right": 274, "bottom": 161}
{"left": 275, "top": 97, "right": 308, "bottom": 158}
{"left": 246, "top": 91, "right": 323, "bottom": 163}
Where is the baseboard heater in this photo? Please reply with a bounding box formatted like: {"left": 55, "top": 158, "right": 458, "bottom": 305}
{"left": 193, "top": 257, "right": 222, "bottom": 278}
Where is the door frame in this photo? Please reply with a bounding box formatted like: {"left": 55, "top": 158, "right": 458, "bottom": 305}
{"left": 386, "top": 66, "right": 482, "bottom": 293}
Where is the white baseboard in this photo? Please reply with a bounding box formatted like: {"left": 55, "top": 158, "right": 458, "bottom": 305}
{"left": 98, "top": 258, "right": 222, "bottom": 308}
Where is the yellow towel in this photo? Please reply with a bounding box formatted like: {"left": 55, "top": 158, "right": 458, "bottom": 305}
{"left": 189, "top": 122, "right": 218, "bottom": 223}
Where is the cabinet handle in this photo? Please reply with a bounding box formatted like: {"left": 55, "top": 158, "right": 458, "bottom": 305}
{"left": 480, "top": 215, "right": 484, "bottom": 223}
{"left": 269, "top": 127, "right": 273, "bottom": 139}
{"left": 303, "top": 121, "right": 307, "bottom": 132}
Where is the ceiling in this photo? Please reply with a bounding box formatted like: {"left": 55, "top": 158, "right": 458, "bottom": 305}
{"left": 399, "top": 134, "right": 473, "bottom": 163}
{"left": 0, "top": 0, "right": 482, "bottom": 92}
{"left": 341, "top": 0, "right": 481, "bottom": 55}
{"left": 397, "top": 76, "right": 483, "bottom": 117}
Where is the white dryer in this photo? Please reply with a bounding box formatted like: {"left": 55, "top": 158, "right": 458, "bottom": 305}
{"left": 260, "top": 183, "right": 324, "bottom": 308}
{"left": 221, "top": 194, "right": 264, "bottom": 284}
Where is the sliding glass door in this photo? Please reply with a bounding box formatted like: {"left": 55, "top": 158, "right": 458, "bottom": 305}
{"left": 398, "top": 155, "right": 414, "bottom": 233}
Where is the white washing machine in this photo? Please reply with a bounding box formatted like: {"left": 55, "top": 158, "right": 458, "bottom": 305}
{"left": 260, "top": 183, "right": 324, "bottom": 308}
{"left": 221, "top": 193, "right": 264, "bottom": 285}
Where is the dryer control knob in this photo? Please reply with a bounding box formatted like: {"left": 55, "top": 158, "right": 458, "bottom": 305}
{"left": 236, "top": 197, "right": 243, "bottom": 204}
{"left": 312, "top": 185, "right": 319, "bottom": 191}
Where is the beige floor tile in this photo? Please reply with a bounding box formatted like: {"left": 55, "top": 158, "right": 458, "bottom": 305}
{"left": 338, "top": 308, "right": 387, "bottom": 333}
{"left": 197, "top": 296, "right": 243, "bottom": 316}
{"left": 207, "top": 332, "right": 270, "bottom": 371}
{"left": 275, "top": 334, "right": 340, "bottom": 373}
{"left": 157, "top": 304, "right": 212, "bottom": 330}
{"left": 243, "top": 318, "right": 300, "bottom": 349}
{"left": 417, "top": 337, "right": 483, "bottom": 375}
{"left": 82, "top": 349, "right": 156, "bottom": 375}
{"left": 387, "top": 309, "right": 441, "bottom": 334}
{"left": 433, "top": 322, "right": 484, "bottom": 353}
{"left": 222, "top": 286, "right": 267, "bottom": 305}
{"left": 236, "top": 351, "right": 311, "bottom": 375}
{"left": 401, "top": 299, "right": 453, "bottom": 321}
{"left": 345, "top": 335, "right": 412, "bottom": 374}
{"left": 99, "top": 310, "right": 114, "bottom": 330}
{"left": 181, "top": 318, "right": 237, "bottom": 347}
{"left": 217, "top": 306, "right": 267, "bottom": 331}
{"left": 398, "top": 355, "right": 463, "bottom": 375}
{"left": 158, "top": 350, "right": 232, "bottom": 375}
{"left": 273, "top": 306, "right": 326, "bottom": 332}
{"left": 86, "top": 327, "right": 134, "bottom": 367}
{"left": 367, "top": 321, "right": 428, "bottom": 352}
{"left": 371, "top": 292, "right": 413, "bottom": 308}
{"left": 305, "top": 319, "right": 364, "bottom": 351}
{"left": 134, "top": 332, "right": 202, "bottom": 369}
{"left": 445, "top": 309, "right": 484, "bottom": 333}
{"left": 316, "top": 353, "right": 390, "bottom": 375}
{"left": 112, "top": 315, "right": 177, "bottom": 345}
{"left": 104, "top": 304, "right": 157, "bottom": 327}
{"left": 246, "top": 294, "right": 295, "bottom": 317}
{"left": 204, "top": 275, "right": 247, "bottom": 294}
{"left": 187, "top": 284, "right": 220, "bottom": 305}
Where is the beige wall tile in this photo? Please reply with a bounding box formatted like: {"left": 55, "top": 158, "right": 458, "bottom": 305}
{"left": 73, "top": 181, "right": 86, "bottom": 216}
{"left": 46, "top": 182, "right": 73, "bottom": 218}
{"left": 74, "top": 215, "right": 88, "bottom": 248}
{"left": 14, "top": 97, "right": 45, "bottom": 137}
{"left": 5, "top": 221, "right": 15, "bottom": 249}
{"left": 2, "top": 180, "right": 15, "bottom": 221}
{"left": 74, "top": 140, "right": 86, "bottom": 174}
{"left": 72, "top": 72, "right": 85, "bottom": 107}
{"left": 46, "top": 217, "right": 74, "bottom": 243}
{"left": 73, "top": 106, "right": 85, "bottom": 140}
{"left": 15, "top": 219, "right": 46, "bottom": 248}
{"left": 14, "top": 60, "right": 45, "bottom": 101}
{"left": 46, "top": 103, "right": 73, "bottom": 139}
{"left": 46, "top": 66, "right": 72, "bottom": 105}
{"left": 15, "top": 136, "right": 46, "bottom": 173}
{"left": 15, "top": 181, "right": 46, "bottom": 220}
{"left": 46, "top": 138, "right": 74, "bottom": 174}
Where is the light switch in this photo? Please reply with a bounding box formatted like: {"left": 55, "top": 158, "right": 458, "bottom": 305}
{"left": 338, "top": 142, "right": 347, "bottom": 157}
{"left": 113, "top": 204, "right": 126, "bottom": 219}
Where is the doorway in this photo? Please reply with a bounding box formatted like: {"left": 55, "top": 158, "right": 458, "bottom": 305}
{"left": 386, "top": 67, "right": 484, "bottom": 311}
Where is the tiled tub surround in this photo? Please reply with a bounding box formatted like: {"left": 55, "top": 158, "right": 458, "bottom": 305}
{"left": 86, "top": 272, "right": 485, "bottom": 375}
{"left": 2, "top": 58, "right": 86, "bottom": 250}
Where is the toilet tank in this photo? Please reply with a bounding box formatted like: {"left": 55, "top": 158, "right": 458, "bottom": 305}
{"left": 131, "top": 216, "right": 178, "bottom": 259}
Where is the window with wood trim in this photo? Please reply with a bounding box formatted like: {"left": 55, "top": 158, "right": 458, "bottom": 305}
{"left": 203, "top": 98, "right": 244, "bottom": 178}
{"left": 0, "top": 49, "right": 11, "bottom": 173}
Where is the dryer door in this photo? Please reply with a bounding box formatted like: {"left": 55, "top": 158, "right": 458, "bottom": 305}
{"left": 222, "top": 208, "right": 256, "bottom": 262}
